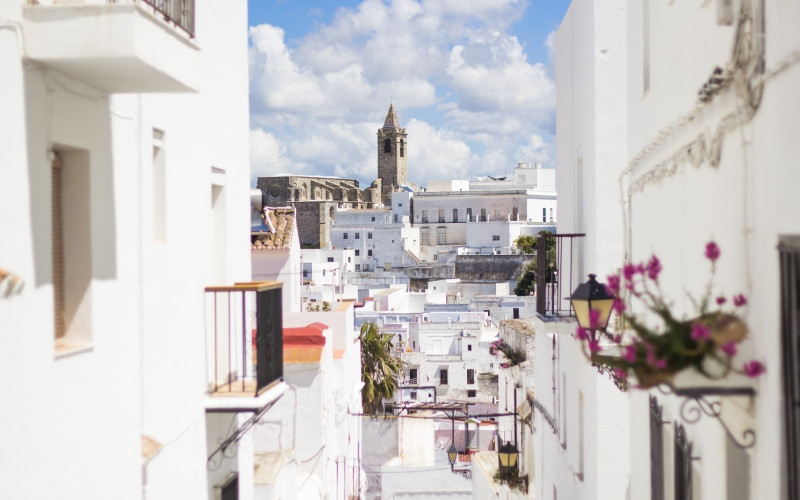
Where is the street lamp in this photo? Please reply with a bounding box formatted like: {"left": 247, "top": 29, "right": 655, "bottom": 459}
{"left": 497, "top": 441, "right": 519, "bottom": 476}
{"left": 447, "top": 443, "right": 458, "bottom": 470}
{"left": 570, "top": 274, "right": 614, "bottom": 340}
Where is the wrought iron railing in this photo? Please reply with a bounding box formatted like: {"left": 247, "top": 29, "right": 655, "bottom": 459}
{"left": 205, "top": 282, "right": 283, "bottom": 397}
{"left": 534, "top": 233, "right": 584, "bottom": 317}
{"left": 140, "top": 0, "right": 195, "bottom": 37}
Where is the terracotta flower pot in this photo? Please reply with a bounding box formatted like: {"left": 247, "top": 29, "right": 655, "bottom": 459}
{"left": 706, "top": 313, "right": 748, "bottom": 346}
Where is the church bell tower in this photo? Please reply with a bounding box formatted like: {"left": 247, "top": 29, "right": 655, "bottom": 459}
{"left": 377, "top": 104, "right": 408, "bottom": 205}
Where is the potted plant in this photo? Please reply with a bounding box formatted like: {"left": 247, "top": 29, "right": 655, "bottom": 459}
{"left": 577, "top": 241, "right": 766, "bottom": 390}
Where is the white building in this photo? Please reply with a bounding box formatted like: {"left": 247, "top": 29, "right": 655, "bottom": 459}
{"left": 622, "top": 1, "right": 800, "bottom": 499}
{"left": 494, "top": 0, "right": 632, "bottom": 499}
{"left": 330, "top": 191, "right": 421, "bottom": 271}
{"left": 0, "top": 1, "right": 287, "bottom": 499}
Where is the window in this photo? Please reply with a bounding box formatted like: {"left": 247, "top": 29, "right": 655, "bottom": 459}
{"left": 347, "top": 257, "right": 351, "bottom": 263}
{"left": 467, "top": 390, "right": 476, "bottom": 398}
{"left": 467, "top": 344, "right": 472, "bottom": 351}
{"left": 438, "top": 208, "right": 445, "bottom": 223}
{"left": 410, "top": 391, "right": 417, "bottom": 400}
{"left": 440, "top": 369, "right": 448, "bottom": 385}
{"left": 480, "top": 208, "right": 487, "bottom": 222}
{"left": 643, "top": 0, "right": 651, "bottom": 93}
{"left": 512, "top": 206, "right": 518, "bottom": 221}
{"left": 400, "top": 139, "right": 404, "bottom": 157}
{"left": 467, "top": 369, "right": 474, "bottom": 384}
{"left": 453, "top": 209, "right": 458, "bottom": 223}
{"left": 355, "top": 264, "right": 361, "bottom": 271}
{"left": 152, "top": 129, "right": 166, "bottom": 242}
{"left": 421, "top": 210, "right": 428, "bottom": 223}
{"left": 367, "top": 250, "right": 373, "bottom": 257}
{"left": 409, "top": 368, "right": 418, "bottom": 383}
{"left": 433, "top": 254, "right": 438, "bottom": 261}
{"left": 398, "top": 202, "right": 403, "bottom": 207}
{"left": 394, "top": 214, "right": 398, "bottom": 223}
{"left": 650, "top": 396, "right": 665, "bottom": 500}
{"left": 437, "top": 227, "right": 446, "bottom": 245}
{"left": 355, "top": 250, "right": 360, "bottom": 256}
{"left": 780, "top": 238, "right": 800, "bottom": 498}
{"left": 51, "top": 149, "right": 92, "bottom": 345}
{"left": 513, "top": 308, "right": 520, "bottom": 319}
{"left": 368, "top": 232, "right": 373, "bottom": 239}
{"left": 220, "top": 474, "right": 239, "bottom": 500}
{"left": 412, "top": 340, "right": 416, "bottom": 349}
{"left": 327, "top": 257, "right": 334, "bottom": 263}
{"left": 322, "top": 270, "right": 326, "bottom": 277}
{"left": 343, "top": 232, "right": 349, "bottom": 239}
{"left": 492, "top": 235, "right": 500, "bottom": 241}
{"left": 674, "top": 424, "right": 694, "bottom": 500}
{"left": 302, "top": 270, "right": 308, "bottom": 278}
{"left": 421, "top": 228, "right": 430, "bottom": 246}
{"left": 549, "top": 207, "right": 554, "bottom": 222}
{"left": 355, "top": 232, "right": 360, "bottom": 239}
{"left": 542, "top": 207, "right": 547, "bottom": 222}
{"left": 466, "top": 208, "right": 472, "bottom": 222}
{"left": 371, "top": 216, "right": 375, "bottom": 221}
{"left": 384, "top": 138, "right": 391, "bottom": 153}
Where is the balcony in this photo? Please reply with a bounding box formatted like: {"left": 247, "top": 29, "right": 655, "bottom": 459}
{"left": 204, "top": 282, "right": 285, "bottom": 413}
{"left": 22, "top": 0, "right": 199, "bottom": 93}
{"left": 425, "top": 353, "right": 462, "bottom": 362}
{"left": 535, "top": 233, "right": 584, "bottom": 318}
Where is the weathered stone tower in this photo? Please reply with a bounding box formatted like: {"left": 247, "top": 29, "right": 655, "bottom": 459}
{"left": 377, "top": 104, "right": 408, "bottom": 205}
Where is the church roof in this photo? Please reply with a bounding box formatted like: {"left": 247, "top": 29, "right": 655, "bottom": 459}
{"left": 382, "top": 104, "right": 401, "bottom": 129}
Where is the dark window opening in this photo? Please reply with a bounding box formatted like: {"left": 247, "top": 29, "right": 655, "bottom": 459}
{"left": 781, "top": 238, "right": 800, "bottom": 499}
{"left": 400, "top": 139, "right": 404, "bottom": 157}
{"left": 467, "top": 369, "right": 474, "bottom": 384}
{"left": 467, "top": 390, "right": 476, "bottom": 398}
{"left": 384, "top": 138, "right": 392, "bottom": 153}
{"left": 440, "top": 369, "right": 448, "bottom": 385}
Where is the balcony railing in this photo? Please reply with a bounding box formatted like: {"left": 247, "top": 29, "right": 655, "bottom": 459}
{"left": 205, "top": 282, "right": 283, "bottom": 399}
{"left": 139, "top": 0, "right": 195, "bottom": 37}
{"left": 535, "top": 233, "right": 585, "bottom": 317}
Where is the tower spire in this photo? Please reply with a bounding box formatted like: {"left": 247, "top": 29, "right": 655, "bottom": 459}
{"left": 383, "top": 104, "right": 400, "bottom": 129}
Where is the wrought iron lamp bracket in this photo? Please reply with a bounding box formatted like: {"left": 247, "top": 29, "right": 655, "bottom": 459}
{"left": 671, "top": 386, "right": 756, "bottom": 449}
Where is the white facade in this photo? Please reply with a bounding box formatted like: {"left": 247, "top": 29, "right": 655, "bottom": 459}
{"left": 0, "top": 1, "right": 268, "bottom": 499}
{"left": 518, "top": 1, "right": 632, "bottom": 500}
{"left": 623, "top": 1, "right": 800, "bottom": 499}
{"left": 330, "top": 207, "right": 421, "bottom": 271}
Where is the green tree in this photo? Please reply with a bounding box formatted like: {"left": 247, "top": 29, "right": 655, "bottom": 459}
{"left": 359, "top": 322, "right": 405, "bottom": 414}
{"left": 514, "top": 231, "right": 557, "bottom": 296}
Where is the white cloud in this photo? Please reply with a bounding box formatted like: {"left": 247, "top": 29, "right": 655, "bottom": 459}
{"left": 248, "top": 0, "right": 557, "bottom": 186}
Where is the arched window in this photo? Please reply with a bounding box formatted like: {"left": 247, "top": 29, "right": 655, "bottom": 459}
{"left": 400, "top": 139, "right": 404, "bottom": 157}
{"left": 294, "top": 188, "right": 300, "bottom": 200}
{"left": 384, "top": 138, "right": 392, "bottom": 153}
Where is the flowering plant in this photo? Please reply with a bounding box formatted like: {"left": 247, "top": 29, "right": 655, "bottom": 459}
{"left": 489, "top": 339, "right": 525, "bottom": 368}
{"left": 578, "top": 241, "right": 765, "bottom": 390}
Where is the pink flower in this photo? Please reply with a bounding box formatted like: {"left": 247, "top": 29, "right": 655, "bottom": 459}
{"left": 743, "top": 360, "right": 766, "bottom": 378}
{"left": 623, "top": 263, "right": 638, "bottom": 282}
{"left": 612, "top": 298, "right": 626, "bottom": 314}
{"left": 691, "top": 324, "right": 710, "bottom": 340}
{"left": 654, "top": 358, "right": 668, "bottom": 370}
{"left": 705, "top": 241, "right": 721, "bottom": 261}
{"left": 733, "top": 294, "right": 748, "bottom": 307}
{"left": 500, "top": 362, "right": 509, "bottom": 369}
{"left": 613, "top": 367, "right": 628, "bottom": 380}
{"left": 646, "top": 255, "right": 662, "bottom": 281}
{"left": 576, "top": 327, "right": 589, "bottom": 340}
{"left": 589, "top": 309, "right": 601, "bottom": 329}
{"left": 612, "top": 334, "right": 623, "bottom": 344}
{"left": 623, "top": 345, "right": 637, "bottom": 363}
{"left": 716, "top": 296, "right": 727, "bottom": 305}
{"left": 721, "top": 342, "right": 737, "bottom": 356}
{"left": 606, "top": 274, "right": 621, "bottom": 295}
{"left": 588, "top": 340, "right": 601, "bottom": 353}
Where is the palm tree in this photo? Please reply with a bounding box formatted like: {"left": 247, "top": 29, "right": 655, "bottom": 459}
{"left": 359, "top": 322, "right": 405, "bottom": 414}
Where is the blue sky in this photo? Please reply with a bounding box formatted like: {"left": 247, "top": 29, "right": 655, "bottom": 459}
{"left": 247, "top": 0, "right": 571, "bottom": 187}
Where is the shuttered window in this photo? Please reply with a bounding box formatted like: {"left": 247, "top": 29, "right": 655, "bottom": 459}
{"left": 780, "top": 238, "right": 800, "bottom": 499}
{"left": 52, "top": 153, "right": 65, "bottom": 339}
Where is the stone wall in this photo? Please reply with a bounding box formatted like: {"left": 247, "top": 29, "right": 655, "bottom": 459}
{"left": 455, "top": 254, "right": 530, "bottom": 281}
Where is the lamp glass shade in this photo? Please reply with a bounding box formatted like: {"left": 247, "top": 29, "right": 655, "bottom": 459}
{"left": 570, "top": 274, "right": 614, "bottom": 330}
{"left": 497, "top": 442, "right": 518, "bottom": 469}
{"left": 447, "top": 444, "right": 457, "bottom": 466}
